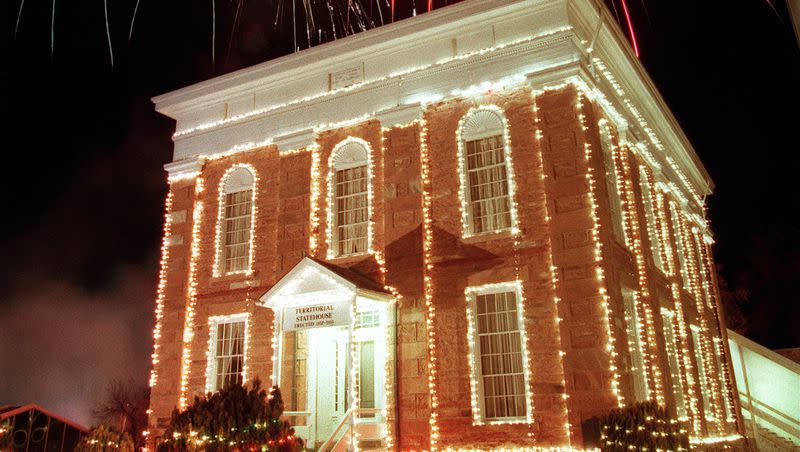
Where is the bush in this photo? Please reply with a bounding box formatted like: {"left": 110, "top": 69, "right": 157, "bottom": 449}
{"left": 598, "top": 401, "right": 689, "bottom": 451}
{"left": 76, "top": 425, "right": 135, "bottom": 452}
{"left": 157, "top": 379, "right": 303, "bottom": 452}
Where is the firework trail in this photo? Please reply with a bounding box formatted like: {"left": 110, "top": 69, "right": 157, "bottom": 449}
{"left": 14, "top": 0, "right": 26, "bottom": 38}
{"left": 128, "top": 0, "right": 141, "bottom": 42}
{"left": 50, "top": 0, "right": 55, "bottom": 56}
{"left": 104, "top": 0, "right": 115, "bottom": 66}
{"left": 618, "top": 0, "right": 640, "bottom": 57}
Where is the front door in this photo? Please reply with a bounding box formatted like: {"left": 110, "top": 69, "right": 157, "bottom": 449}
{"left": 310, "top": 327, "right": 348, "bottom": 447}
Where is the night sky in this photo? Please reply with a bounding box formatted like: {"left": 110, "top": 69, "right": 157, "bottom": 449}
{"left": 2, "top": 0, "right": 798, "bottom": 427}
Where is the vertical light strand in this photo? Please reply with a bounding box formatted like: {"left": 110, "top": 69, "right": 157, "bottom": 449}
{"left": 674, "top": 209, "right": 725, "bottom": 433}
{"left": 615, "top": 138, "right": 665, "bottom": 405}
{"left": 148, "top": 189, "right": 175, "bottom": 389}
{"left": 308, "top": 144, "right": 322, "bottom": 255}
{"left": 657, "top": 192, "right": 701, "bottom": 434}
{"left": 697, "top": 235, "right": 738, "bottom": 426}
{"left": 576, "top": 91, "right": 624, "bottom": 408}
{"left": 179, "top": 177, "right": 205, "bottom": 409}
{"left": 692, "top": 228, "right": 726, "bottom": 409}
{"left": 349, "top": 300, "right": 361, "bottom": 452}
{"left": 419, "top": 116, "right": 441, "bottom": 448}
{"left": 531, "top": 91, "right": 573, "bottom": 444}
{"left": 506, "top": 109, "right": 536, "bottom": 432}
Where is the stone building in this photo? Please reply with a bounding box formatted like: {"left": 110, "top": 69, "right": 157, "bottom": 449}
{"left": 146, "top": 0, "right": 746, "bottom": 449}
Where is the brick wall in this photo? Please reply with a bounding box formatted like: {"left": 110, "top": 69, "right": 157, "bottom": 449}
{"left": 147, "top": 83, "right": 742, "bottom": 449}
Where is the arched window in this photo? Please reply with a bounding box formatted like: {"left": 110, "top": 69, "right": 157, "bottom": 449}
{"left": 329, "top": 138, "right": 371, "bottom": 257}
{"left": 458, "top": 107, "right": 516, "bottom": 235}
{"left": 216, "top": 165, "right": 255, "bottom": 275}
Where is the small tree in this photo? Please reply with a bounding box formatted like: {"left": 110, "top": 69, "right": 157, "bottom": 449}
{"left": 93, "top": 380, "right": 150, "bottom": 450}
{"left": 158, "top": 379, "right": 302, "bottom": 451}
{"left": 76, "top": 424, "right": 135, "bottom": 452}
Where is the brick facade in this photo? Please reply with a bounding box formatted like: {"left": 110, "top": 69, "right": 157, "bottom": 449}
{"left": 147, "top": 82, "right": 744, "bottom": 450}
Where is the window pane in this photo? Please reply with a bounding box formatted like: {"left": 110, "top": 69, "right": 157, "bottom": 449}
{"left": 474, "top": 290, "right": 526, "bottom": 420}
{"left": 464, "top": 135, "right": 512, "bottom": 233}
{"left": 222, "top": 189, "right": 252, "bottom": 273}
{"left": 334, "top": 165, "right": 369, "bottom": 255}
{"left": 213, "top": 320, "right": 246, "bottom": 390}
{"left": 358, "top": 341, "right": 376, "bottom": 418}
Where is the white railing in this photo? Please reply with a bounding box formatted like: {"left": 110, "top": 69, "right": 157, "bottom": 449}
{"left": 284, "top": 408, "right": 384, "bottom": 451}
{"left": 316, "top": 406, "right": 355, "bottom": 452}
{"left": 728, "top": 329, "right": 800, "bottom": 448}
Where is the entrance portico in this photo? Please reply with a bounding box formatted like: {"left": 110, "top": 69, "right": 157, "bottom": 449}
{"left": 259, "top": 257, "right": 395, "bottom": 450}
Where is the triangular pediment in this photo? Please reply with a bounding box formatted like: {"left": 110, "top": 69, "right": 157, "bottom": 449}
{"left": 258, "top": 257, "right": 391, "bottom": 308}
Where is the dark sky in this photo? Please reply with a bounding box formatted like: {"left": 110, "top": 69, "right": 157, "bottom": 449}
{"left": 1, "top": 0, "right": 798, "bottom": 427}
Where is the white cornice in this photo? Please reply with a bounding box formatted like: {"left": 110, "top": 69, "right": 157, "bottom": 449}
{"left": 154, "top": 0, "right": 714, "bottom": 205}
{"left": 164, "top": 158, "right": 203, "bottom": 181}
{"left": 152, "top": 0, "right": 564, "bottom": 117}
{"left": 375, "top": 103, "right": 424, "bottom": 128}
{"left": 274, "top": 129, "right": 315, "bottom": 153}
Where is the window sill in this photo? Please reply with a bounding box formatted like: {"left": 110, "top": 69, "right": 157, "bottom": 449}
{"left": 461, "top": 229, "right": 518, "bottom": 244}
{"left": 212, "top": 270, "right": 254, "bottom": 281}
{"left": 474, "top": 416, "right": 529, "bottom": 426}
{"left": 327, "top": 251, "right": 373, "bottom": 262}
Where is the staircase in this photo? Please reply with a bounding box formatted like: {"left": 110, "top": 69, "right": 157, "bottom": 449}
{"left": 748, "top": 422, "right": 800, "bottom": 451}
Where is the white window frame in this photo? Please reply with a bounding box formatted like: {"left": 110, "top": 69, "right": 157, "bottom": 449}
{"left": 669, "top": 202, "right": 693, "bottom": 291}
{"left": 456, "top": 106, "right": 519, "bottom": 238}
{"left": 327, "top": 137, "right": 373, "bottom": 259}
{"left": 639, "top": 166, "right": 665, "bottom": 272}
{"left": 213, "top": 164, "right": 257, "bottom": 277}
{"left": 690, "top": 325, "right": 714, "bottom": 421}
{"left": 621, "top": 288, "right": 650, "bottom": 402}
{"left": 465, "top": 281, "right": 531, "bottom": 425}
{"left": 661, "top": 308, "right": 688, "bottom": 419}
{"left": 712, "top": 337, "right": 735, "bottom": 422}
{"left": 598, "top": 122, "right": 627, "bottom": 243}
{"left": 205, "top": 313, "right": 249, "bottom": 393}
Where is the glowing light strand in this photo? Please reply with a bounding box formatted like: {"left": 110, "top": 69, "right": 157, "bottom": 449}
{"left": 613, "top": 135, "right": 665, "bottom": 405}
{"left": 577, "top": 91, "right": 624, "bottom": 408}
{"left": 149, "top": 190, "right": 175, "bottom": 388}
{"left": 419, "top": 116, "right": 441, "bottom": 448}
{"left": 531, "top": 91, "right": 574, "bottom": 443}
{"left": 179, "top": 177, "right": 206, "bottom": 409}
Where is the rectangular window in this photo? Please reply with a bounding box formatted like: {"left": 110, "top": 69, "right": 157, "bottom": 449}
{"left": 223, "top": 190, "right": 252, "bottom": 273}
{"left": 599, "top": 129, "right": 626, "bottom": 242}
{"left": 670, "top": 204, "right": 692, "bottom": 290}
{"left": 357, "top": 341, "right": 376, "bottom": 418}
{"left": 335, "top": 166, "right": 369, "bottom": 255}
{"left": 661, "top": 309, "right": 687, "bottom": 419}
{"left": 622, "top": 290, "right": 649, "bottom": 401}
{"left": 691, "top": 326, "right": 713, "bottom": 419}
{"left": 465, "top": 136, "right": 512, "bottom": 234}
{"left": 639, "top": 167, "right": 665, "bottom": 271}
{"left": 468, "top": 287, "right": 528, "bottom": 421}
{"left": 355, "top": 310, "right": 380, "bottom": 329}
{"left": 210, "top": 318, "right": 246, "bottom": 391}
